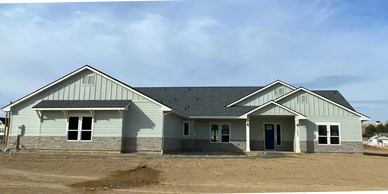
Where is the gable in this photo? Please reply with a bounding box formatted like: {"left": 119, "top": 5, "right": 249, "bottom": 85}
{"left": 249, "top": 103, "right": 295, "bottom": 116}
{"left": 234, "top": 83, "right": 294, "bottom": 106}
{"left": 3, "top": 66, "right": 172, "bottom": 112}
{"left": 277, "top": 90, "right": 357, "bottom": 117}
{"left": 40, "top": 69, "right": 146, "bottom": 101}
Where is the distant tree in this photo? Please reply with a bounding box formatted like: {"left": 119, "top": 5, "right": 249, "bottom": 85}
{"left": 385, "top": 122, "right": 388, "bottom": 133}
{"left": 376, "top": 124, "right": 386, "bottom": 133}
{"left": 365, "top": 124, "right": 377, "bottom": 136}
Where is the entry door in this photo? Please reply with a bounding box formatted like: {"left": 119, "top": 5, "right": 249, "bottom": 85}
{"left": 265, "top": 124, "right": 275, "bottom": 150}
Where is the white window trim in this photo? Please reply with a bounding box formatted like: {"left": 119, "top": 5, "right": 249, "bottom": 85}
{"left": 315, "top": 122, "right": 341, "bottom": 146}
{"left": 263, "top": 122, "right": 282, "bottom": 150}
{"left": 209, "top": 122, "right": 232, "bottom": 143}
{"left": 66, "top": 113, "right": 94, "bottom": 142}
{"left": 183, "top": 121, "right": 190, "bottom": 137}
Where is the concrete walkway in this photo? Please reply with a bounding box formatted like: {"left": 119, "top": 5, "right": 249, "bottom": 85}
{"left": 0, "top": 151, "right": 285, "bottom": 159}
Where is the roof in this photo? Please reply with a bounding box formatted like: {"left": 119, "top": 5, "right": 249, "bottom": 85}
{"left": 134, "top": 87, "right": 356, "bottom": 117}
{"left": 32, "top": 100, "right": 131, "bottom": 109}
{"left": 0, "top": 117, "right": 4, "bottom": 125}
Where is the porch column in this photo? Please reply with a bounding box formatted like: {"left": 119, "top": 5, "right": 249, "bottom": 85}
{"left": 294, "top": 116, "right": 301, "bottom": 153}
{"left": 246, "top": 117, "right": 251, "bottom": 152}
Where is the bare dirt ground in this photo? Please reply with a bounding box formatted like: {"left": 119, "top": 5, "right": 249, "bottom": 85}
{"left": 0, "top": 152, "right": 387, "bottom": 194}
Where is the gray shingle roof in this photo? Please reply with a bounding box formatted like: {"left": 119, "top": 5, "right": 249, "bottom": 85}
{"left": 134, "top": 87, "right": 355, "bottom": 117}
{"left": 32, "top": 100, "right": 131, "bottom": 109}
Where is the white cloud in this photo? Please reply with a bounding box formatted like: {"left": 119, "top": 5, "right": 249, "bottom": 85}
{"left": 0, "top": 1, "right": 388, "bottom": 121}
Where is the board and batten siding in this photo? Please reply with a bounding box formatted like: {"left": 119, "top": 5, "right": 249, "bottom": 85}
{"left": 194, "top": 119, "right": 246, "bottom": 141}
{"left": 250, "top": 104, "right": 294, "bottom": 116}
{"left": 8, "top": 69, "right": 163, "bottom": 138}
{"left": 236, "top": 83, "right": 294, "bottom": 106}
{"left": 278, "top": 90, "right": 362, "bottom": 142}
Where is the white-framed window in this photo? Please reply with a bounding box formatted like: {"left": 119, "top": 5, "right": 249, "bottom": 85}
{"left": 82, "top": 74, "right": 95, "bottom": 86}
{"left": 297, "top": 94, "right": 308, "bottom": 103}
{"left": 316, "top": 123, "right": 341, "bottom": 145}
{"left": 183, "top": 121, "right": 190, "bottom": 137}
{"left": 67, "top": 116, "right": 93, "bottom": 141}
{"left": 210, "top": 123, "right": 230, "bottom": 143}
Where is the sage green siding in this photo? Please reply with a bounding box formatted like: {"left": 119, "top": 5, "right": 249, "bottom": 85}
{"left": 236, "top": 83, "right": 294, "bottom": 106}
{"left": 194, "top": 119, "right": 246, "bottom": 140}
{"left": 122, "top": 101, "right": 163, "bottom": 138}
{"left": 277, "top": 91, "right": 355, "bottom": 116}
{"left": 249, "top": 116, "right": 294, "bottom": 141}
{"left": 41, "top": 69, "right": 145, "bottom": 101}
{"left": 278, "top": 91, "right": 362, "bottom": 142}
{"left": 163, "top": 113, "right": 183, "bottom": 139}
{"left": 250, "top": 104, "right": 294, "bottom": 116}
{"left": 9, "top": 69, "right": 163, "bottom": 139}
{"left": 299, "top": 116, "right": 362, "bottom": 142}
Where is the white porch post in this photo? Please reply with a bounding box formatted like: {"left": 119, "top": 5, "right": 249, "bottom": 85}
{"left": 294, "top": 116, "right": 301, "bottom": 153}
{"left": 246, "top": 117, "right": 251, "bottom": 152}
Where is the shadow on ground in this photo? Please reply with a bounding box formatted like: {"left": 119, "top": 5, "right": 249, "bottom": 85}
{"left": 69, "top": 165, "right": 162, "bottom": 192}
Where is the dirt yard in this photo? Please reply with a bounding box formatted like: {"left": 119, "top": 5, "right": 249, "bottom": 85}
{"left": 0, "top": 151, "right": 387, "bottom": 194}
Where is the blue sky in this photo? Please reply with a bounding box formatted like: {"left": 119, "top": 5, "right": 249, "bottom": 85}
{"left": 0, "top": 0, "right": 387, "bottom": 123}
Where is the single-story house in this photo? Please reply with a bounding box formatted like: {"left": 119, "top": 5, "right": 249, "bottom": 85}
{"left": 1, "top": 65, "right": 370, "bottom": 153}
{"left": 367, "top": 133, "right": 388, "bottom": 146}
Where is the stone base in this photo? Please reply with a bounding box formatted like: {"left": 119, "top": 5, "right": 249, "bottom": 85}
{"left": 182, "top": 139, "right": 195, "bottom": 150}
{"left": 250, "top": 140, "right": 264, "bottom": 151}
{"left": 163, "top": 138, "right": 181, "bottom": 151}
{"left": 194, "top": 140, "right": 245, "bottom": 151}
{"left": 275, "top": 141, "right": 294, "bottom": 151}
{"left": 300, "top": 141, "right": 363, "bottom": 153}
{"left": 8, "top": 136, "right": 122, "bottom": 151}
{"left": 121, "top": 137, "right": 162, "bottom": 152}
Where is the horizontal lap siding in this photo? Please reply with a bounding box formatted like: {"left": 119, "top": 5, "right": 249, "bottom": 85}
{"left": 236, "top": 83, "right": 293, "bottom": 106}
{"left": 278, "top": 91, "right": 362, "bottom": 142}
{"left": 194, "top": 119, "right": 245, "bottom": 141}
{"left": 163, "top": 113, "right": 184, "bottom": 139}
{"left": 94, "top": 111, "right": 122, "bottom": 137}
{"left": 122, "top": 101, "right": 162, "bottom": 138}
{"left": 9, "top": 69, "right": 162, "bottom": 138}
{"left": 250, "top": 116, "right": 294, "bottom": 141}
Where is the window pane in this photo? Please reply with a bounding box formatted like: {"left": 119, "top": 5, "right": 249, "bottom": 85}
{"left": 81, "top": 131, "right": 92, "bottom": 141}
{"left": 184, "top": 123, "right": 189, "bottom": 136}
{"left": 330, "top": 125, "right": 339, "bottom": 136}
{"left": 277, "top": 125, "right": 281, "bottom": 146}
{"left": 221, "top": 135, "right": 229, "bottom": 142}
{"left": 318, "top": 125, "right": 327, "bottom": 136}
{"left": 331, "top": 137, "right": 340, "bottom": 144}
{"left": 68, "top": 131, "right": 78, "bottom": 140}
{"left": 82, "top": 117, "right": 92, "bottom": 130}
{"left": 68, "top": 117, "right": 79, "bottom": 130}
{"left": 221, "top": 124, "right": 229, "bottom": 135}
{"left": 82, "top": 76, "right": 88, "bottom": 84}
{"left": 211, "top": 124, "right": 219, "bottom": 142}
{"left": 88, "top": 76, "right": 95, "bottom": 84}
{"left": 318, "top": 137, "right": 328, "bottom": 144}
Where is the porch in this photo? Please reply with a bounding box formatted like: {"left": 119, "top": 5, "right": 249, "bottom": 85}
{"left": 245, "top": 115, "right": 300, "bottom": 152}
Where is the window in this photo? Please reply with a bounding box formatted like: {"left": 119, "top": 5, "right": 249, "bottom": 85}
{"left": 210, "top": 123, "right": 230, "bottom": 143}
{"left": 274, "top": 87, "right": 285, "bottom": 96}
{"left": 67, "top": 116, "right": 93, "bottom": 141}
{"left": 317, "top": 123, "right": 340, "bottom": 145}
{"left": 183, "top": 122, "right": 190, "bottom": 137}
{"left": 276, "top": 124, "right": 281, "bottom": 146}
{"left": 0, "top": 128, "right": 4, "bottom": 133}
{"left": 297, "top": 94, "right": 308, "bottom": 103}
{"left": 82, "top": 75, "right": 95, "bottom": 85}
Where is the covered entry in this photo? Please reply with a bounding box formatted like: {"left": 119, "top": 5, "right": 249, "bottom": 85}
{"left": 240, "top": 101, "right": 307, "bottom": 153}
